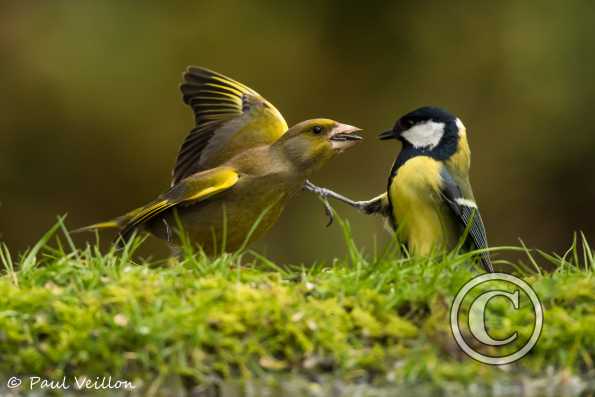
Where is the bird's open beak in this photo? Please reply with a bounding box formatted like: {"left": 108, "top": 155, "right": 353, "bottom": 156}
{"left": 378, "top": 129, "right": 396, "bottom": 140}
{"left": 329, "top": 123, "right": 363, "bottom": 151}
{"left": 330, "top": 123, "right": 363, "bottom": 141}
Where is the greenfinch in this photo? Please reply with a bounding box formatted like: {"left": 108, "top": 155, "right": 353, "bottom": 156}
{"left": 171, "top": 66, "right": 288, "bottom": 185}
{"left": 172, "top": 67, "right": 339, "bottom": 223}
{"left": 78, "top": 119, "right": 362, "bottom": 254}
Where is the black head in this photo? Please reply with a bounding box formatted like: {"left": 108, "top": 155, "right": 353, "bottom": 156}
{"left": 378, "top": 106, "right": 461, "bottom": 150}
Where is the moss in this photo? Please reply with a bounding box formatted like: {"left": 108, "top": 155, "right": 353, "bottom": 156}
{"left": 0, "top": 225, "right": 594, "bottom": 393}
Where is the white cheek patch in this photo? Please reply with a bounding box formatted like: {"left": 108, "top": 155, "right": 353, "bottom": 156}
{"left": 455, "top": 118, "right": 465, "bottom": 131}
{"left": 402, "top": 121, "right": 445, "bottom": 149}
{"left": 455, "top": 198, "right": 477, "bottom": 208}
{"left": 455, "top": 118, "right": 467, "bottom": 137}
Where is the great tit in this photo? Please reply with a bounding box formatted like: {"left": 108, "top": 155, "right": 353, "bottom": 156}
{"left": 76, "top": 119, "right": 362, "bottom": 255}
{"left": 173, "top": 66, "right": 342, "bottom": 224}
{"left": 316, "top": 107, "right": 493, "bottom": 272}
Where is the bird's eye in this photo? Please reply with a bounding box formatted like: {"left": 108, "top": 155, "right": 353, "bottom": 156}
{"left": 312, "top": 126, "right": 323, "bottom": 134}
{"left": 407, "top": 119, "right": 415, "bottom": 126}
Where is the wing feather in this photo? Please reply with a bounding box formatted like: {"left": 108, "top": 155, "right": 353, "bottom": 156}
{"left": 440, "top": 168, "right": 493, "bottom": 272}
{"left": 120, "top": 167, "right": 239, "bottom": 240}
{"left": 172, "top": 67, "right": 287, "bottom": 186}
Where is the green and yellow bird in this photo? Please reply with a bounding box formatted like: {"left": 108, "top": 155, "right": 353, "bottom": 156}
{"left": 78, "top": 118, "right": 362, "bottom": 254}
{"left": 316, "top": 107, "right": 493, "bottom": 272}
{"left": 172, "top": 67, "right": 338, "bottom": 222}
{"left": 171, "top": 66, "right": 288, "bottom": 185}
{"left": 77, "top": 66, "right": 362, "bottom": 252}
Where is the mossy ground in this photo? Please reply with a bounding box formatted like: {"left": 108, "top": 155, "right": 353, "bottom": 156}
{"left": 0, "top": 219, "right": 594, "bottom": 396}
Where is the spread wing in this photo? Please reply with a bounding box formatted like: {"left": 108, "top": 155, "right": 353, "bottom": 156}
{"left": 172, "top": 67, "right": 287, "bottom": 186}
{"left": 440, "top": 168, "right": 494, "bottom": 272}
{"left": 121, "top": 167, "right": 239, "bottom": 240}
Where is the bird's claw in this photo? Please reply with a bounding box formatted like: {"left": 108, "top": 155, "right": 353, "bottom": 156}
{"left": 322, "top": 197, "right": 334, "bottom": 227}
{"left": 304, "top": 181, "right": 373, "bottom": 226}
{"left": 303, "top": 182, "right": 336, "bottom": 226}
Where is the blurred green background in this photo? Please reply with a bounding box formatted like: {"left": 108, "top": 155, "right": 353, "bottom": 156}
{"left": 1, "top": 1, "right": 594, "bottom": 264}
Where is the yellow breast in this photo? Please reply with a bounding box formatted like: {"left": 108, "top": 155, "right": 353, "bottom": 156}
{"left": 390, "top": 156, "right": 458, "bottom": 256}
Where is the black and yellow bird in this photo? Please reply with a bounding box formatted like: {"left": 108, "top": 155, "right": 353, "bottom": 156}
{"left": 316, "top": 107, "right": 494, "bottom": 272}
{"left": 77, "top": 67, "right": 363, "bottom": 253}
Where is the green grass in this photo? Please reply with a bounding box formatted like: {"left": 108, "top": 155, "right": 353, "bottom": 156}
{"left": 0, "top": 218, "right": 594, "bottom": 395}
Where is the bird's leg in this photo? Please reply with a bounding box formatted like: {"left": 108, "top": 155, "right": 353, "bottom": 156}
{"left": 303, "top": 180, "right": 336, "bottom": 226}
{"left": 354, "top": 194, "right": 388, "bottom": 216}
{"left": 303, "top": 180, "right": 383, "bottom": 226}
{"left": 162, "top": 218, "right": 172, "bottom": 243}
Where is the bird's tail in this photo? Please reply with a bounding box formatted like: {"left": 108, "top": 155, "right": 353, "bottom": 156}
{"left": 73, "top": 200, "right": 171, "bottom": 243}
{"left": 72, "top": 211, "right": 141, "bottom": 247}
{"left": 72, "top": 217, "right": 125, "bottom": 233}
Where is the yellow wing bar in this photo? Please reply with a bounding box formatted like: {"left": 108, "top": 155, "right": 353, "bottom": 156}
{"left": 118, "top": 167, "right": 239, "bottom": 239}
